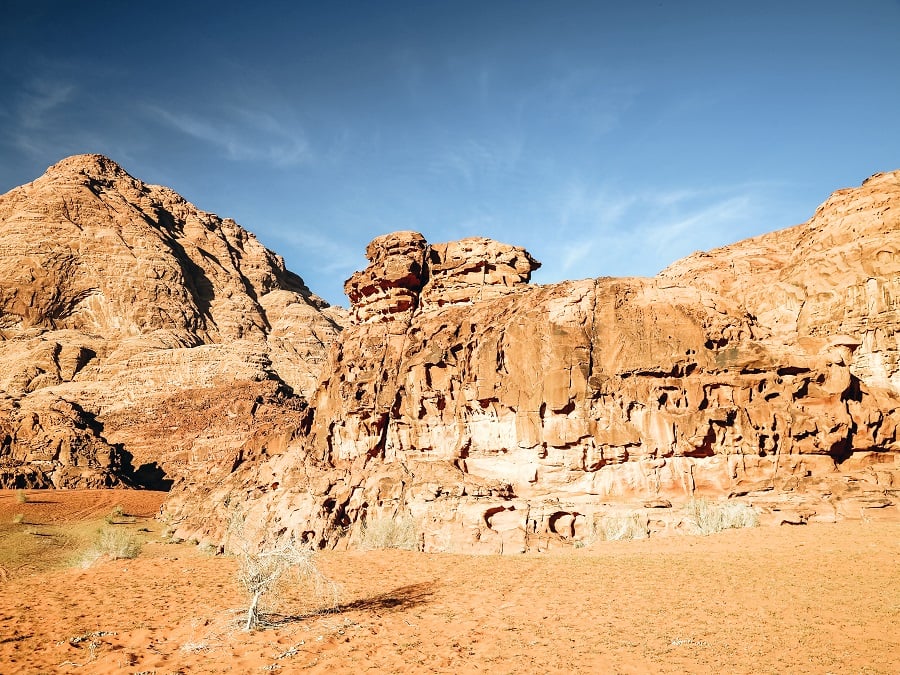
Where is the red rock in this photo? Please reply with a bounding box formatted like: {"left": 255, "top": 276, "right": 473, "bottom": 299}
{"left": 3, "top": 155, "right": 898, "bottom": 551}
{"left": 164, "top": 172, "right": 900, "bottom": 552}
{"left": 0, "top": 155, "right": 342, "bottom": 487}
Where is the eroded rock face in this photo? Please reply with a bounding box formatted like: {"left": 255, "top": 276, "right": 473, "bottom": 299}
{"left": 420, "top": 237, "right": 539, "bottom": 310}
{"left": 344, "top": 231, "right": 427, "bottom": 325}
{"left": 0, "top": 155, "right": 343, "bottom": 487}
{"left": 4, "top": 155, "right": 898, "bottom": 551}
{"left": 659, "top": 170, "right": 900, "bottom": 390}
{"left": 162, "top": 174, "right": 900, "bottom": 553}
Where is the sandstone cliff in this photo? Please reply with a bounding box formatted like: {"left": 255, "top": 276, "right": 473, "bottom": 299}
{"left": 0, "top": 155, "right": 343, "bottom": 488}
{"left": 659, "top": 171, "right": 900, "bottom": 391}
{"left": 4, "top": 156, "right": 898, "bottom": 553}
{"left": 161, "top": 174, "right": 900, "bottom": 553}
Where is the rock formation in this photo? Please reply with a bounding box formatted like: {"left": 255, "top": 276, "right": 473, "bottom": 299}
{"left": 0, "top": 155, "right": 343, "bottom": 488}
{"left": 161, "top": 174, "right": 900, "bottom": 553}
{"left": 3, "top": 155, "right": 898, "bottom": 552}
{"left": 659, "top": 170, "right": 900, "bottom": 391}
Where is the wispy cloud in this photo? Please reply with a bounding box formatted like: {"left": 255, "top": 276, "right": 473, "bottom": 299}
{"left": 560, "top": 239, "right": 595, "bottom": 273}
{"left": 17, "top": 79, "right": 74, "bottom": 129}
{"left": 426, "top": 136, "right": 524, "bottom": 187}
{"left": 557, "top": 183, "right": 639, "bottom": 230}
{"left": 147, "top": 104, "right": 311, "bottom": 167}
{"left": 1, "top": 66, "right": 164, "bottom": 169}
{"left": 520, "top": 67, "right": 641, "bottom": 139}
{"left": 269, "top": 228, "right": 359, "bottom": 277}
{"left": 2, "top": 77, "right": 77, "bottom": 157}
{"left": 644, "top": 194, "right": 753, "bottom": 259}
{"left": 531, "top": 180, "right": 777, "bottom": 284}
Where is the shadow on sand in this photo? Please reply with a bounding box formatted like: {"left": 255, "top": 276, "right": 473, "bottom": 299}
{"left": 266, "top": 581, "right": 436, "bottom": 627}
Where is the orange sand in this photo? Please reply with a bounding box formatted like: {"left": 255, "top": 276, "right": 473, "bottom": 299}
{"left": 1, "top": 490, "right": 898, "bottom": 674}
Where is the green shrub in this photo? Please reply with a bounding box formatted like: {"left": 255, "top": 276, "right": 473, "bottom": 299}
{"left": 685, "top": 498, "right": 759, "bottom": 535}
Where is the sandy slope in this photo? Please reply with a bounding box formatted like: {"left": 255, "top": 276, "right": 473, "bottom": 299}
{"left": 0, "top": 490, "right": 898, "bottom": 674}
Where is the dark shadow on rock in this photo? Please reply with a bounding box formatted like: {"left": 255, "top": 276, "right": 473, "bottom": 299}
{"left": 118, "top": 448, "right": 174, "bottom": 491}
{"left": 147, "top": 207, "right": 216, "bottom": 325}
{"left": 131, "top": 462, "right": 174, "bottom": 491}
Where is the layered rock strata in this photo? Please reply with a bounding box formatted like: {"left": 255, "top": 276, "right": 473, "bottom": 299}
{"left": 162, "top": 176, "right": 900, "bottom": 552}
{"left": 4, "top": 155, "right": 898, "bottom": 552}
{"left": 0, "top": 155, "right": 343, "bottom": 487}
{"left": 660, "top": 171, "right": 900, "bottom": 391}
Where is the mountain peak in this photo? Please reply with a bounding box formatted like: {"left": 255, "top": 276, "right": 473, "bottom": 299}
{"left": 44, "top": 153, "right": 133, "bottom": 182}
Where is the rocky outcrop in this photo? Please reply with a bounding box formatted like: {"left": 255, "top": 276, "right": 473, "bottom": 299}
{"left": 4, "top": 155, "right": 898, "bottom": 551}
{"left": 344, "top": 231, "right": 428, "bottom": 325}
{"left": 659, "top": 170, "right": 900, "bottom": 390}
{"left": 420, "top": 236, "right": 539, "bottom": 310}
{"left": 0, "top": 155, "right": 343, "bottom": 487}
{"left": 343, "top": 232, "right": 540, "bottom": 323}
{"left": 161, "top": 176, "right": 900, "bottom": 553}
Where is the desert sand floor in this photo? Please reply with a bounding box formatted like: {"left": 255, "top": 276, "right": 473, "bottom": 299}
{"left": 0, "top": 490, "right": 898, "bottom": 674}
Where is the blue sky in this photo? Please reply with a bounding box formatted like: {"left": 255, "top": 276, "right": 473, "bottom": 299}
{"left": 2, "top": 1, "right": 899, "bottom": 306}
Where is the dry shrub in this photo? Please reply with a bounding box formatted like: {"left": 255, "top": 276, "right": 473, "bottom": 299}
{"left": 14, "top": 490, "right": 27, "bottom": 504}
{"left": 104, "top": 504, "right": 135, "bottom": 524}
{"left": 359, "top": 513, "right": 419, "bottom": 550}
{"left": 76, "top": 527, "right": 142, "bottom": 567}
{"left": 229, "top": 514, "right": 339, "bottom": 631}
{"left": 591, "top": 512, "right": 649, "bottom": 542}
{"left": 685, "top": 498, "right": 759, "bottom": 535}
{"left": 237, "top": 540, "right": 338, "bottom": 630}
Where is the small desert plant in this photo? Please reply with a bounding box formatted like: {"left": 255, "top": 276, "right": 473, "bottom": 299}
{"left": 359, "top": 513, "right": 419, "bottom": 550}
{"left": 99, "top": 528, "right": 142, "bottom": 558}
{"left": 76, "top": 527, "right": 142, "bottom": 567}
{"left": 684, "top": 498, "right": 759, "bottom": 535}
{"left": 590, "top": 512, "right": 649, "bottom": 542}
{"left": 105, "top": 504, "right": 136, "bottom": 524}
{"left": 237, "top": 539, "right": 336, "bottom": 630}
{"left": 12, "top": 513, "right": 24, "bottom": 524}
{"left": 228, "top": 514, "right": 339, "bottom": 631}
{"left": 15, "top": 490, "right": 27, "bottom": 504}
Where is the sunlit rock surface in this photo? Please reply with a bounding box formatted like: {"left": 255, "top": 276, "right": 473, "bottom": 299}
{"left": 163, "top": 172, "right": 900, "bottom": 552}
{"left": 2, "top": 155, "right": 897, "bottom": 551}
{"left": 0, "top": 155, "right": 343, "bottom": 488}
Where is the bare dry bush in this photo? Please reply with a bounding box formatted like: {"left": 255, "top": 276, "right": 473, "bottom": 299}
{"left": 359, "top": 512, "right": 419, "bottom": 550}
{"left": 685, "top": 498, "right": 759, "bottom": 535}
{"left": 229, "top": 515, "right": 339, "bottom": 631}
